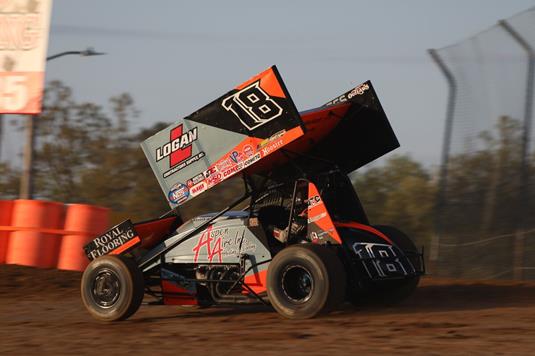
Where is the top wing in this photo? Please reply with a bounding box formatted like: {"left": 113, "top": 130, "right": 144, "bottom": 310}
{"left": 247, "top": 81, "right": 399, "bottom": 175}
{"left": 141, "top": 65, "right": 304, "bottom": 208}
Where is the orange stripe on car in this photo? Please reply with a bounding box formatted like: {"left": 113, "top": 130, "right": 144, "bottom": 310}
{"left": 333, "top": 221, "right": 394, "bottom": 245}
{"left": 109, "top": 236, "right": 141, "bottom": 255}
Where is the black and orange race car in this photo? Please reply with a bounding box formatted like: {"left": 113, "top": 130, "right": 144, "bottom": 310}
{"left": 80, "top": 66, "right": 424, "bottom": 321}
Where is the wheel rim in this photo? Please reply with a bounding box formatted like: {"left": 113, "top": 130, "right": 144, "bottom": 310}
{"left": 281, "top": 265, "right": 314, "bottom": 304}
{"left": 91, "top": 268, "right": 120, "bottom": 308}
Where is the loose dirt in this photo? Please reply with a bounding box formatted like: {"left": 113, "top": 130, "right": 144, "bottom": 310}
{"left": 1, "top": 265, "right": 535, "bottom": 355}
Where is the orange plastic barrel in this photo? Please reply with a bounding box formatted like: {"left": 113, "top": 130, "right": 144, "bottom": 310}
{"left": 0, "top": 200, "right": 14, "bottom": 264}
{"left": 6, "top": 200, "right": 65, "bottom": 268}
{"left": 57, "top": 204, "right": 109, "bottom": 271}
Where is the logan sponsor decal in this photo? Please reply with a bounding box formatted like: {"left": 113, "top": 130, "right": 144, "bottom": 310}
{"left": 155, "top": 125, "right": 204, "bottom": 178}
{"left": 163, "top": 151, "right": 205, "bottom": 178}
{"left": 156, "top": 125, "right": 198, "bottom": 163}
{"left": 193, "top": 226, "right": 256, "bottom": 263}
{"left": 168, "top": 183, "right": 189, "bottom": 204}
{"left": 84, "top": 220, "right": 139, "bottom": 260}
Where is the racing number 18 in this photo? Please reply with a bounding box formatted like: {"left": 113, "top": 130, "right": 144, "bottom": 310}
{"left": 222, "top": 81, "right": 283, "bottom": 131}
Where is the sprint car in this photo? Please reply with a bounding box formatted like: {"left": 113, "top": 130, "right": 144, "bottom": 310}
{"left": 81, "top": 66, "right": 424, "bottom": 321}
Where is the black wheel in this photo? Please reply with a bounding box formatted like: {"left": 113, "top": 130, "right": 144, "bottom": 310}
{"left": 81, "top": 255, "right": 144, "bottom": 321}
{"left": 349, "top": 225, "right": 420, "bottom": 306}
{"left": 267, "top": 244, "right": 346, "bottom": 319}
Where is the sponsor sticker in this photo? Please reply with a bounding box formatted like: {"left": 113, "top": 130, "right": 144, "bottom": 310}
{"left": 309, "top": 229, "right": 334, "bottom": 241}
{"left": 192, "top": 226, "right": 257, "bottom": 263}
{"left": 243, "top": 144, "right": 254, "bottom": 157}
{"left": 187, "top": 173, "right": 205, "bottom": 187}
{"left": 348, "top": 83, "right": 369, "bottom": 99}
{"left": 216, "top": 157, "right": 234, "bottom": 172}
{"left": 243, "top": 152, "right": 261, "bottom": 167}
{"left": 308, "top": 212, "right": 327, "bottom": 224}
{"left": 256, "top": 130, "right": 286, "bottom": 150}
{"left": 84, "top": 220, "right": 139, "bottom": 260}
{"left": 260, "top": 139, "right": 283, "bottom": 157}
{"left": 190, "top": 181, "right": 208, "bottom": 197}
{"left": 229, "top": 150, "right": 244, "bottom": 163}
{"left": 168, "top": 183, "right": 190, "bottom": 204}
{"left": 307, "top": 195, "right": 322, "bottom": 208}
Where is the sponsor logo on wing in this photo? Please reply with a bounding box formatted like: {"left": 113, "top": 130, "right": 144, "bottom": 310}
{"left": 347, "top": 83, "right": 370, "bottom": 99}
{"left": 190, "top": 181, "right": 207, "bottom": 197}
{"left": 156, "top": 125, "right": 198, "bottom": 165}
{"left": 168, "top": 183, "right": 190, "bottom": 204}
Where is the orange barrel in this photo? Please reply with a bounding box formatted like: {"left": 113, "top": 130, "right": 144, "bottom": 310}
{"left": 0, "top": 200, "right": 14, "bottom": 264}
{"left": 57, "top": 204, "right": 109, "bottom": 271}
{"left": 6, "top": 200, "right": 65, "bottom": 268}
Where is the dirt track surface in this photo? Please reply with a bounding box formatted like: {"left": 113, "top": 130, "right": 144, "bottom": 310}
{"left": 1, "top": 265, "right": 535, "bottom": 355}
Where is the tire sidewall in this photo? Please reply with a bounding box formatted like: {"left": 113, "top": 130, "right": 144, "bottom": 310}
{"left": 81, "top": 256, "right": 136, "bottom": 321}
{"left": 267, "top": 245, "right": 336, "bottom": 319}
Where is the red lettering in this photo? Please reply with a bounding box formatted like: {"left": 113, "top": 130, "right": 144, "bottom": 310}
{"left": 192, "top": 226, "right": 213, "bottom": 262}
{"left": 209, "top": 237, "right": 223, "bottom": 263}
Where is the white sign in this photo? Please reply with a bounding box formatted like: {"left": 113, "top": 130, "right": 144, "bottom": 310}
{"left": 0, "top": 0, "right": 53, "bottom": 114}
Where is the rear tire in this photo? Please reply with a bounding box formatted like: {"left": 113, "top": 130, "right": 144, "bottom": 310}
{"left": 81, "top": 255, "right": 144, "bottom": 321}
{"left": 267, "top": 244, "right": 346, "bottom": 319}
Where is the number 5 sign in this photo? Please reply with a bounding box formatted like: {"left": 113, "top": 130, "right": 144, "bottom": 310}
{"left": 0, "top": 0, "right": 53, "bottom": 114}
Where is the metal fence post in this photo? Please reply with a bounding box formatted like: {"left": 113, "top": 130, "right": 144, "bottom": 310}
{"left": 428, "top": 49, "right": 458, "bottom": 276}
{"left": 499, "top": 19, "right": 534, "bottom": 280}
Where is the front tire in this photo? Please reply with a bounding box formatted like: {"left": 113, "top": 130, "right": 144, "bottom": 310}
{"left": 81, "top": 255, "right": 144, "bottom": 321}
{"left": 267, "top": 244, "right": 346, "bottom": 319}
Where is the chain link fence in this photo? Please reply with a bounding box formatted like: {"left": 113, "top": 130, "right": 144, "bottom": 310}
{"left": 429, "top": 7, "right": 535, "bottom": 280}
